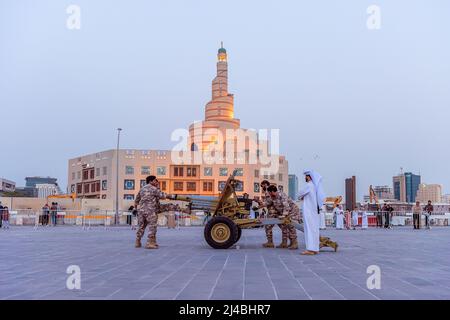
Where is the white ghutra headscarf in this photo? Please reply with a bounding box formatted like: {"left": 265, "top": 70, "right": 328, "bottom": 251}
{"left": 303, "top": 169, "right": 326, "bottom": 208}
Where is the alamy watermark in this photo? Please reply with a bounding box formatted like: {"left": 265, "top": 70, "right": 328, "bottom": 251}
{"left": 366, "top": 265, "right": 381, "bottom": 289}
{"left": 66, "top": 5, "right": 81, "bottom": 30}
{"left": 170, "top": 125, "right": 281, "bottom": 175}
{"left": 66, "top": 265, "right": 81, "bottom": 290}
{"left": 367, "top": 5, "right": 381, "bottom": 30}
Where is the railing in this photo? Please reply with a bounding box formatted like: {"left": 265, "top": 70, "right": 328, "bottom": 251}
{"left": 323, "top": 211, "right": 450, "bottom": 227}
{"left": 2, "top": 209, "right": 210, "bottom": 228}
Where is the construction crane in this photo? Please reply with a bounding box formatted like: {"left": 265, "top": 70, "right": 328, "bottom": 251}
{"left": 47, "top": 193, "right": 77, "bottom": 202}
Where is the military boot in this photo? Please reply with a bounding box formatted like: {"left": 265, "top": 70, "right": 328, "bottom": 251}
{"left": 262, "top": 238, "right": 275, "bottom": 248}
{"left": 145, "top": 237, "right": 158, "bottom": 249}
{"left": 276, "top": 239, "right": 288, "bottom": 248}
{"left": 288, "top": 239, "right": 298, "bottom": 250}
{"left": 135, "top": 239, "right": 142, "bottom": 248}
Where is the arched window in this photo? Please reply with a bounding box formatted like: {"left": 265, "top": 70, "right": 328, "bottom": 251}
{"left": 191, "top": 143, "right": 198, "bottom": 151}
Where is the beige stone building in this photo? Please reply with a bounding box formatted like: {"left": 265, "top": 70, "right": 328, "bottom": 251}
{"left": 415, "top": 184, "right": 442, "bottom": 204}
{"left": 67, "top": 45, "right": 288, "bottom": 206}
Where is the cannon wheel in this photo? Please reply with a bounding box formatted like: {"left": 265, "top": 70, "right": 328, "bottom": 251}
{"left": 204, "top": 216, "right": 238, "bottom": 249}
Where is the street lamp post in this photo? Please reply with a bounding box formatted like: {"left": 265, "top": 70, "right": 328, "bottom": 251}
{"left": 115, "top": 128, "right": 122, "bottom": 225}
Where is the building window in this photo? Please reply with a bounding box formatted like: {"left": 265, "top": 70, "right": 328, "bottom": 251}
{"left": 77, "top": 171, "right": 81, "bottom": 179}
{"left": 218, "top": 181, "right": 227, "bottom": 192}
{"left": 279, "top": 174, "right": 283, "bottom": 181}
{"left": 126, "top": 150, "right": 135, "bottom": 155}
{"left": 123, "top": 194, "right": 135, "bottom": 200}
{"left": 234, "top": 168, "right": 243, "bottom": 176}
{"left": 70, "top": 184, "right": 75, "bottom": 193}
{"left": 186, "top": 167, "right": 197, "bottom": 177}
{"left": 91, "top": 182, "right": 96, "bottom": 192}
{"left": 269, "top": 174, "right": 275, "bottom": 180}
{"left": 254, "top": 170, "right": 259, "bottom": 178}
{"left": 96, "top": 181, "right": 101, "bottom": 192}
{"left": 254, "top": 183, "right": 260, "bottom": 193}
{"left": 203, "top": 181, "right": 213, "bottom": 192}
{"left": 96, "top": 168, "right": 100, "bottom": 177}
{"left": 90, "top": 169, "right": 95, "bottom": 179}
{"left": 174, "top": 182, "right": 183, "bottom": 191}
{"left": 204, "top": 167, "right": 212, "bottom": 176}
{"left": 186, "top": 182, "right": 196, "bottom": 192}
{"left": 141, "top": 166, "right": 151, "bottom": 175}
{"left": 102, "top": 166, "right": 107, "bottom": 175}
{"left": 77, "top": 183, "right": 82, "bottom": 194}
{"left": 235, "top": 181, "right": 244, "bottom": 192}
{"left": 102, "top": 180, "right": 107, "bottom": 191}
{"left": 219, "top": 168, "right": 228, "bottom": 176}
{"left": 141, "top": 150, "right": 150, "bottom": 155}
{"left": 124, "top": 180, "right": 135, "bottom": 190}
{"left": 84, "top": 184, "right": 90, "bottom": 193}
{"left": 72, "top": 172, "right": 75, "bottom": 180}
{"left": 140, "top": 179, "right": 146, "bottom": 188}
{"left": 174, "top": 166, "right": 184, "bottom": 177}
{"left": 157, "top": 166, "right": 166, "bottom": 176}
{"left": 161, "top": 181, "right": 167, "bottom": 191}
{"left": 83, "top": 170, "right": 89, "bottom": 181}
{"left": 125, "top": 166, "right": 134, "bottom": 175}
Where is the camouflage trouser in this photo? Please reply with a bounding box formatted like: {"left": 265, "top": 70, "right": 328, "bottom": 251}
{"left": 264, "top": 213, "right": 287, "bottom": 242}
{"left": 285, "top": 208, "right": 300, "bottom": 241}
{"left": 136, "top": 211, "right": 158, "bottom": 241}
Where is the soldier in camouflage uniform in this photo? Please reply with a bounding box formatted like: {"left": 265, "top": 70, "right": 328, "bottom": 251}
{"left": 134, "top": 175, "right": 168, "bottom": 249}
{"left": 264, "top": 185, "right": 300, "bottom": 249}
{"left": 257, "top": 181, "right": 289, "bottom": 248}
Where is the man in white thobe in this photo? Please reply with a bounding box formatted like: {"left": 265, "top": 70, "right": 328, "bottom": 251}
{"left": 298, "top": 170, "right": 325, "bottom": 255}
{"left": 351, "top": 208, "right": 359, "bottom": 230}
{"left": 361, "top": 207, "right": 368, "bottom": 229}
{"left": 335, "top": 205, "right": 344, "bottom": 229}
{"left": 319, "top": 204, "right": 327, "bottom": 230}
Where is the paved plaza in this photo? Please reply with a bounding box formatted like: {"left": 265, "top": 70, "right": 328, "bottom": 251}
{"left": 1, "top": 226, "right": 450, "bottom": 300}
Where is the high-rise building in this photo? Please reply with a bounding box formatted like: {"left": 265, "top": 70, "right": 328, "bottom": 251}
{"left": 442, "top": 194, "right": 450, "bottom": 204}
{"left": 0, "top": 178, "right": 16, "bottom": 193}
{"left": 416, "top": 184, "right": 442, "bottom": 204}
{"left": 393, "top": 174, "right": 406, "bottom": 202}
{"left": 405, "top": 172, "right": 421, "bottom": 203}
{"left": 288, "top": 174, "right": 298, "bottom": 200}
{"left": 372, "top": 185, "right": 394, "bottom": 200}
{"left": 36, "top": 184, "right": 59, "bottom": 199}
{"left": 345, "top": 176, "right": 356, "bottom": 210}
{"left": 393, "top": 172, "right": 421, "bottom": 203}
{"left": 67, "top": 45, "right": 289, "bottom": 204}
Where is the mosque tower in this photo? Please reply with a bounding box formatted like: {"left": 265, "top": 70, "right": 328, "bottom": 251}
{"left": 189, "top": 43, "right": 240, "bottom": 152}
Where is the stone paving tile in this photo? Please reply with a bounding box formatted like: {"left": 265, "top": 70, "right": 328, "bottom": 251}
{"left": 1, "top": 226, "right": 450, "bottom": 300}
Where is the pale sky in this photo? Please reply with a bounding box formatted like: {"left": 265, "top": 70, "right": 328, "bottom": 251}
{"left": 1, "top": 0, "right": 449, "bottom": 199}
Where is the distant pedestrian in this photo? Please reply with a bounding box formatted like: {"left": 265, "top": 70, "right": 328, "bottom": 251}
{"left": 1, "top": 206, "right": 9, "bottom": 229}
{"left": 127, "top": 205, "right": 134, "bottom": 226}
{"left": 412, "top": 201, "right": 421, "bottom": 229}
{"left": 376, "top": 205, "right": 383, "bottom": 228}
{"left": 351, "top": 207, "right": 359, "bottom": 230}
{"left": 384, "top": 204, "right": 392, "bottom": 229}
{"left": 424, "top": 200, "right": 433, "bottom": 229}
{"left": 42, "top": 203, "right": 50, "bottom": 226}
{"left": 361, "top": 207, "right": 368, "bottom": 229}
{"left": 0, "top": 202, "right": 3, "bottom": 228}
{"left": 50, "top": 202, "right": 58, "bottom": 226}
{"left": 344, "top": 209, "right": 351, "bottom": 229}
{"left": 335, "top": 205, "right": 344, "bottom": 229}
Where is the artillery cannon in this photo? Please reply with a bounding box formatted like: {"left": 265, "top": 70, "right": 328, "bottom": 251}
{"left": 172, "top": 174, "right": 338, "bottom": 251}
